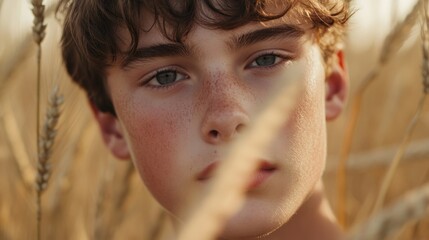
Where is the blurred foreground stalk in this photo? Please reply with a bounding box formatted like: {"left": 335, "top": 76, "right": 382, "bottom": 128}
{"left": 177, "top": 66, "right": 304, "bottom": 240}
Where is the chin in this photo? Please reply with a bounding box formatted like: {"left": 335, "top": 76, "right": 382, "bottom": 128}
{"left": 217, "top": 197, "right": 297, "bottom": 240}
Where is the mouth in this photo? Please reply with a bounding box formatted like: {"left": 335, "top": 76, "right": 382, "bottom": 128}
{"left": 196, "top": 160, "right": 277, "bottom": 189}
{"left": 247, "top": 163, "right": 277, "bottom": 189}
{"left": 196, "top": 161, "right": 218, "bottom": 181}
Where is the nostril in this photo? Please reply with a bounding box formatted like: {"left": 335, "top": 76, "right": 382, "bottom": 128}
{"left": 209, "top": 130, "right": 219, "bottom": 138}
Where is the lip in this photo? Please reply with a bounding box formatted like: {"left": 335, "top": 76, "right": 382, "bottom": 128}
{"left": 196, "top": 160, "right": 277, "bottom": 189}
{"left": 247, "top": 167, "right": 276, "bottom": 189}
{"left": 196, "top": 161, "right": 218, "bottom": 181}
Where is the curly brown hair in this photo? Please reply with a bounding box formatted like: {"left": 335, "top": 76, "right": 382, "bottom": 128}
{"left": 58, "top": 0, "right": 351, "bottom": 114}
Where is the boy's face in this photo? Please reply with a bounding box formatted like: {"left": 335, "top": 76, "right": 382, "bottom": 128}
{"left": 96, "top": 3, "right": 347, "bottom": 239}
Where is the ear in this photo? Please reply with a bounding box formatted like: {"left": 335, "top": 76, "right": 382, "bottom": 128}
{"left": 325, "top": 50, "right": 349, "bottom": 121}
{"left": 90, "top": 103, "right": 131, "bottom": 160}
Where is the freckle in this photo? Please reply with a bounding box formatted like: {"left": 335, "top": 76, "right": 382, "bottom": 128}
{"left": 194, "top": 71, "right": 257, "bottom": 119}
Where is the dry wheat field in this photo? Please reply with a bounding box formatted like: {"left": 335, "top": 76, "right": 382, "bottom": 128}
{"left": 0, "top": 0, "right": 429, "bottom": 239}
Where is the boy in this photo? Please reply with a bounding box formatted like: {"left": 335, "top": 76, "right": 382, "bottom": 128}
{"left": 59, "top": 0, "right": 351, "bottom": 239}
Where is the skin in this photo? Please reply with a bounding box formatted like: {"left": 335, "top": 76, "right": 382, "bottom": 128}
{"left": 93, "top": 4, "right": 349, "bottom": 240}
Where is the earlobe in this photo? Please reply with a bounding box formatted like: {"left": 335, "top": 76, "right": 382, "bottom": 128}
{"left": 325, "top": 50, "right": 349, "bottom": 121}
{"left": 90, "top": 103, "right": 131, "bottom": 160}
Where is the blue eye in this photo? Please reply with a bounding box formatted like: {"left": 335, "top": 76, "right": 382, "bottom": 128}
{"left": 248, "top": 53, "right": 287, "bottom": 68}
{"left": 255, "top": 54, "right": 277, "bottom": 66}
{"left": 156, "top": 71, "right": 177, "bottom": 85}
{"left": 145, "top": 69, "right": 188, "bottom": 87}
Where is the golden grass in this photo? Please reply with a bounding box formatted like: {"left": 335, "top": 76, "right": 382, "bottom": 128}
{"left": 371, "top": 0, "right": 428, "bottom": 218}
{"left": 0, "top": 0, "right": 428, "bottom": 239}
{"left": 349, "top": 183, "right": 429, "bottom": 240}
{"left": 0, "top": 3, "right": 55, "bottom": 101}
{"left": 372, "top": 95, "right": 427, "bottom": 215}
{"left": 335, "top": 0, "right": 422, "bottom": 226}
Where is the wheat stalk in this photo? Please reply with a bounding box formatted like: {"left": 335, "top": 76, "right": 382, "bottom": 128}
{"left": 31, "top": 1, "right": 47, "bottom": 239}
{"left": 35, "top": 86, "right": 63, "bottom": 240}
{"left": 36, "top": 87, "right": 64, "bottom": 192}
{"left": 423, "top": 0, "right": 429, "bottom": 95}
{"left": 348, "top": 183, "right": 429, "bottom": 240}
{"left": 336, "top": 0, "right": 422, "bottom": 226}
{"left": 0, "top": 3, "right": 55, "bottom": 101}
{"left": 31, "top": 0, "right": 46, "bottom": 160}
{"left": 378, "top": 1, "right": 421, "bottom": 67}
{"left": 32, "top": 0, "right": 46, "bottom": 46}
{"left": 372, "top": 0, "right": 429, "bottom": 215}
{"left": 31, "top": 0, "right": 46, "bottom": 144}
{"left": 326, "top": 138, "right": 429, "bottom": 172}
{"left": 177, "top": 65, "right": 303, "bottom": 240}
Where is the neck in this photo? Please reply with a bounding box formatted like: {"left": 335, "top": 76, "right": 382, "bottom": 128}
{"left": 257, "top": 180, "right": 344, "bottom": 240}
{"left": 169, "top": 181, "right": 344, "bottom": 240}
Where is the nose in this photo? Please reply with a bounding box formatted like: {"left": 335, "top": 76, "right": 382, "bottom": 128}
{"left": 200, "top": 77, "right": 250, "bottom": 144}
{"left": 201, "top": 107, "right": 248, "bottom": 144}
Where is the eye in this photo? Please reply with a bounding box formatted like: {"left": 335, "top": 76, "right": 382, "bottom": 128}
{"left": 144, "top": 68, "right": 189, "bottom": 87}
{"left": 255, "top": 54, "right": 277, "bottom": 66}
{"left": 248, "top": 53, "right": 288, "bottom": 68}
{"left": 156, "top": 71, "right": 178, "bottom": 85}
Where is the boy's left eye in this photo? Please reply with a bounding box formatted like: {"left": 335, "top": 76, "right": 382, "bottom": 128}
{"left": 248, "top": 53, "right": 284, "bottom": 68}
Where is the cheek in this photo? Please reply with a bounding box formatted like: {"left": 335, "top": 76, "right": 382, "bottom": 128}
{"left": 115, "top": 94, "right": 194, "bottom": 211}
{"left": 296, "top": 47, "right": 326, "bottom": 161}
{"left": 275, "top": 50, "right": 327, "bottom": 185}
{"left": 130, "top": 110, "right": 177, "bottom": 178}
{"left": 289, "top": 81, "right": 326, "bottom": 171}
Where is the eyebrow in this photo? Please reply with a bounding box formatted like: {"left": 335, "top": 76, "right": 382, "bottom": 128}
{"left": 121, "top": 43, "right": 191, "bottom": 69}
{"left": 228, "top": 24, "right": 305, "bottom": 50}
{"left": 121, "top": 24, "right": 305, "bottom": 68}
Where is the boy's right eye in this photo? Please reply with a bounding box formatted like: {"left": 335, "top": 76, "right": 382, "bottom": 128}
{"left": 142, "top": 68, "right": 189, "bottom": 88}
{"left": 155, "top": 71, "right": 178, "bottom": 85}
